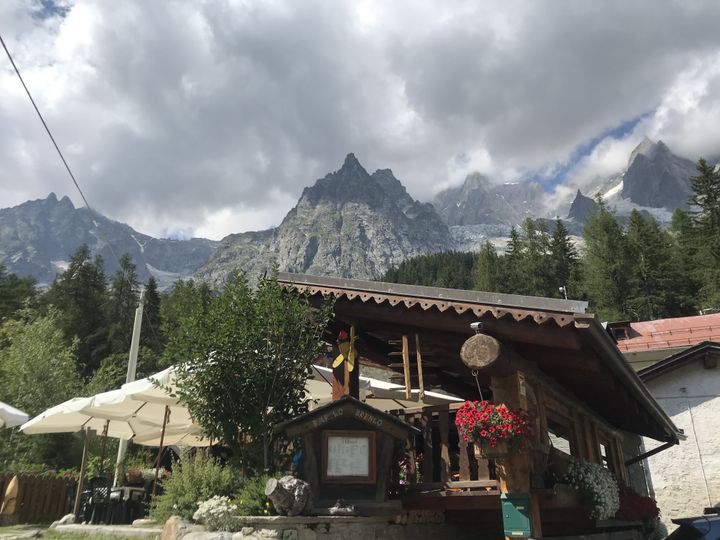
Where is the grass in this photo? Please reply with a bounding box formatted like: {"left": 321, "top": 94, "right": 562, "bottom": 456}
{"left": 0, "top": 525, "right": 157, "bottom": 540}
{"left": 43, "top": 532, "right": 157, "bottom": 540}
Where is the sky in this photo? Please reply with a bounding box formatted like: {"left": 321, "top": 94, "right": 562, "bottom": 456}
{"left": 2, "top": 0, "right": 720, "bottom": 240}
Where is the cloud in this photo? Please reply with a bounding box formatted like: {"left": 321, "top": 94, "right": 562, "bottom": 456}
{"left": 2, "top": 0, "right": 720, "bottom": 239}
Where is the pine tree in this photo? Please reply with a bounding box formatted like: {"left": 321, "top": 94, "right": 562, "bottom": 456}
{"left": 625, "top": 210, "right": 681, "bottom": 320}
{"left": 581, "top": 197, "right": 631, "bottom": 321}
{"left": 549, "top": 219, "right": 580, "bottom": 299}
{"left": 688, "top": 159, "right": 720, "bottom": 309}
{"left": 140, "top": 276, "right": 164, "bottom": 354}
{"left": 502, "top": 227, "right": 525, "bottom": 294}
{"left": 0, "top": 265, "right": 37, "bottom": 321}
{"left": 669, "top": 209, "right": 701, "bottom": 314}
{"left": 106, "top": 254, "right": 140, "bottom": 355}
{"left": 473, "top": 241, "right": 502, "bottom": 292}
{"left": 46, "top": 244, "right": 108, "bottom": 376}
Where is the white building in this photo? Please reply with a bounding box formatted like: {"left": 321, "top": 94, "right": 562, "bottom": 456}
{"left": 638, "top": 342, "right": 720, "bottom": 528}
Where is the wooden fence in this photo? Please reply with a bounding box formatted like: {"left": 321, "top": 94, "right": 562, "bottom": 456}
{"left": 389, "top": 403, "right": 499, "bottom": 494}
{"left": 0, "top": 474, "right": 76, "bottom": 523}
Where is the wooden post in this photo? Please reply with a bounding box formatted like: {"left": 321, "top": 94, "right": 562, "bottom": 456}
{"left": 152, "top": 406, "right": 170, "bottom": 497}
{"left": 402, "top": 335, "right": 411, "bottom": 400}
{"left": 98, "top": 420, "right": 109, "bottom": 477}
{"left": 331, "top": 325, "right": 360, "bottom": 400}
{"left": 438, "top": 406, "right": 450, "bottom": 483}
{"left": 415, "top": 334, "right": 425, "bottom": 401}
{"left": 72, "top": 428, "right": 93, "bottom": 518}
{"left": 492, "top": 371, "right": 543, "bottom": 539}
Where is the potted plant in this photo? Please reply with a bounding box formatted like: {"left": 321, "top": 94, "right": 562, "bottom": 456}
{"left": 454, "top": 400, "right": 533, "bottom": 458}
{"left": 564, "top": 459, "right": 619, "bottom": 520}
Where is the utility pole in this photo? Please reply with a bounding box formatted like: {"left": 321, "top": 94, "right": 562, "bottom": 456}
{"left": 113, "top": 288, "right": 145, "bottom": 487}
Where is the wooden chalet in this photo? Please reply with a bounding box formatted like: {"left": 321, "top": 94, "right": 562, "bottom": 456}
{"left": 278, "top": 273, "right": 681, "bottom": 538}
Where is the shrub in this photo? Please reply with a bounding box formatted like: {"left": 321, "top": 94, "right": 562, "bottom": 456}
{"left": 150, "top": 451, "right": 242, "bottom": 522}
{"left": 616, "top": 485, "right": 660, "bottom": 522}
{"left": 193, "top": 496, "right": 239, "bottom": 531}
{"left": 234, "top": 474, "right": 274, "bottom": 516}
{"left": 565, "top": 459, "right": 619, "bottom": 520}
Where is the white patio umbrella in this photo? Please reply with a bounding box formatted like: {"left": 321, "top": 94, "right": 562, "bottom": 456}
{"left": 20, "top": 396, "right": 159, "bottom": 438}
{"left": 0, "top": 401, "right": 29, "bottom": 428}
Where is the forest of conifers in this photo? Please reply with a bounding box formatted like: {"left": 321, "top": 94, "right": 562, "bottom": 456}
{"left": 382, "top": 159, "right": 720, "bottom": 323}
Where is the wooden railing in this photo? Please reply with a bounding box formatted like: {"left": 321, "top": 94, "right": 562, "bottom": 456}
{"left": 389, "top": 403, "right": 499, "bottom": 495}
{"left": 0, "top": 474, "right": 77, "bottom": 523}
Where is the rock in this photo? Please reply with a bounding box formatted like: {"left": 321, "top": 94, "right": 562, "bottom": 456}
{"left": 161, "top": 515, "right": 206, "bottom": 540}
{"left": 265, "top": 476, "right": 312, "bottom": 516}
{"left": 621, "top": 138, "right": 696, "bottom": 210}
{"left": 182, "top": 533, "right": 234, "bottom": 540}
{"left": 195, "top": 154, "right": 452, "bottom": 285}
{"left": 133, "top": 518, "right": 160, "bottom": 527}
{"left": 328, "top": 500, "right": 356, "bottom": 516}
{"left": 49, "top": 513, "right": 75, "bottom": 529}
{"left": 0, "top": 194, "right": 218, "bottom": 288}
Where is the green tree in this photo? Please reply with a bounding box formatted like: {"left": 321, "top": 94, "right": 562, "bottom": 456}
{"left": 473, "top": 241, "right": 502, "bottom": 292}
{"left": 581, "top": 197, "right": 631, "bottom": 321}
{"left": 625, "top": 211, "right": 682, "bottom": 320}
{"left": 0, "top": 265, "right": 37, "bottom": 321}
{"left": 141, "top": 276, "right": 164, "bottom": 354}
{"left": 669, "top": 209, "right": 701, "bottom": 314}
{"left": 688, "top": 159, "right": 720, "bottom": 308}
{"left": 381, "top": 252, "right": 475, "bottom": 289}
{"left": 0, "top": 308, "right": 83, "bottom": 469}
{"left": 169, "top": 270, "right": 333, "bottom": 472}
{"left": 549, "top": 219, "right": 580, "bottom": 298}
{"left": 46, "top": 244, "right": 108, "bottom": 376}
{"left": 106, "top": 254, "right": 140, "bottom": 355}
{"left": 502, "top": 226, "right": 525, "bottom": 293}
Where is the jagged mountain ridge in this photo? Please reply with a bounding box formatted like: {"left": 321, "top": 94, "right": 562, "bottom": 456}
{"left": 620, "top": 138, "right": 696, "bottom": 209}
{"left": 0, "top": 138, "right": 705, "bottom": 287}
{"left": 0, "top": 193, "right": 217, "bottom": 287}
{"left": 195, "top": 154, "right": 452, "bottom": 284}
{"left": 434, "top": 173, "right": 546, "bottom": 226}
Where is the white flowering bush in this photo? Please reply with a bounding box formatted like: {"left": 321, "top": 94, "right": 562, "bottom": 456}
{"left": 193, "top": 496, "right": 240, "bottom": 532}
{"left": 565, "top": 459, "right": 620, "bottom": 520}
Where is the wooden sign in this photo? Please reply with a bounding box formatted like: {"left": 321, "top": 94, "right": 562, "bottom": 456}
{"left": 321, "top": 430, "right": 376, "bottom": 483}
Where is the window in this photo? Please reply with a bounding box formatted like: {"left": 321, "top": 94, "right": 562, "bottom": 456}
{"left": 547, "top": 412, "right": 575, "bottom": 456}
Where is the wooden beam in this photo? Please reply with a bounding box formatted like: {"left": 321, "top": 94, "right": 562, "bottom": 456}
{"left": 460, "top": 332, "right": 525, "bottom": 376}
{"left": 330, "top": 299, "right": 583, "bottom": 350}
{"left": 402, "top": 335, "right": 411, "bottom": 400}
{"left": 416, "top": 334, "right": 425, "bottom": 401}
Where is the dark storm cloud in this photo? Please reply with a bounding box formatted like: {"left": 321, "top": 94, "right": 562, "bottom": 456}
{"left": 2, "top": 0, "right": 720, "bottom": 238}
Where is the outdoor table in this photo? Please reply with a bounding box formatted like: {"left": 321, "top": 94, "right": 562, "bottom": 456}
{"left": 110, "top": 486, "right": 147, "bottom": 524}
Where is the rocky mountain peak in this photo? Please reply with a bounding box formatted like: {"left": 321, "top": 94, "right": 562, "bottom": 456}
{"left": 567, "top": 189, "right": 598, "bottom": 222}
{"left": 621, "top": 138, "right": 696, "bottom": 209}
{"left": 196, "top": 154, "right": 451, "bottom": 283}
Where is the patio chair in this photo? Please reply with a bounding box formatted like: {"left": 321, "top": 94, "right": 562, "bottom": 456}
{"left": 87, "top": 476, "right": 114, "bottom": 524}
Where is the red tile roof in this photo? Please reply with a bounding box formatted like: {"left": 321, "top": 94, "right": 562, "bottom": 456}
{"left": 616, "top": 313, "right": 720, "bottom": 352}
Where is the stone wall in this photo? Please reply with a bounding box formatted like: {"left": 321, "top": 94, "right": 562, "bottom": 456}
{"left": 642, "top": 361, "right": 720, "bottom": 529}
{"left": 163, "top": 515, "right": 483, "bottom": 540}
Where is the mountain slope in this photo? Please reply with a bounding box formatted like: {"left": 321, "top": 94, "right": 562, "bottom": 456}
{"left": 0, "top": 193, "right": 217, "bottom": 287}
{"left": 195, "top": 154, "right": 452, "bottom": 284}
{"left": 433, "top": 173, "right": 545, "bottom": 226}
{"left": 620, "top": 138, "right": 696, "bottom": 209}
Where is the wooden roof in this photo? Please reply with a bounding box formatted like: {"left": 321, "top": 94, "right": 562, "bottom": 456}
{"left": 278, "top": 273, "right": 680, "bottom": 443}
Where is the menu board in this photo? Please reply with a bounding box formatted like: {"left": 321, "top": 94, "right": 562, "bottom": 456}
{"left": 322, "top": 431, "right": 377, "bottom": 481}
{"left": 326, "top": 435, "right": 370, "bottom": 477}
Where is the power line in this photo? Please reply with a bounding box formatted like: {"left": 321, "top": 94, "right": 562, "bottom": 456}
{"left": 0, "top": 31, "right": 91, "bottom": 210}
{"left": 1, "top": 29, "right": 165, "bottom": 346}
